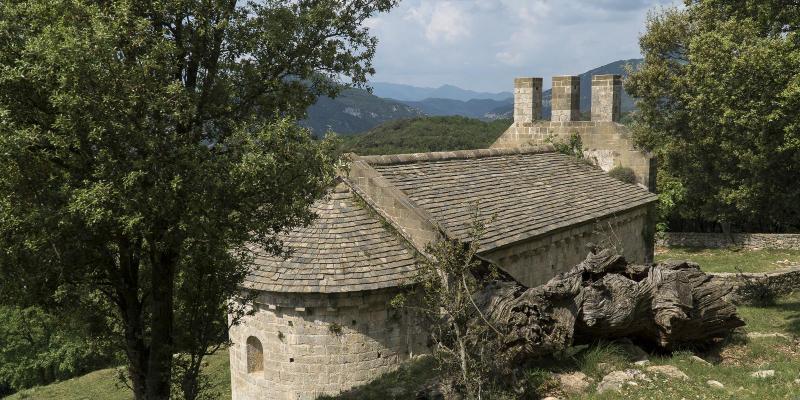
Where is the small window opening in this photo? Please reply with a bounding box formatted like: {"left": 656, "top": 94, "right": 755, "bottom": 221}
{"left": 246, "top": 336, "right": 264, "bottom": 373}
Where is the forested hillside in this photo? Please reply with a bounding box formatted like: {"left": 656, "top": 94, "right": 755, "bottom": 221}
{"left": 301, "top": 88, "right": 423, "bottom": 136}
{"left": 340, "top": 116, "right": 511, "bottom": 155}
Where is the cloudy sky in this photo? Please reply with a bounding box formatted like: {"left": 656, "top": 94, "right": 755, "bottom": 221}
{"left": 366, "top": 0, "right": 677, "bottom": 92}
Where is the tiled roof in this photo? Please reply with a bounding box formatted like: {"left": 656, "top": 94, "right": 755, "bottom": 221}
{"left": 368, "top": 149, "right": 658, "bottom": 251}
{"left": 243, "top": 182, "right": 421, "bottom": 293}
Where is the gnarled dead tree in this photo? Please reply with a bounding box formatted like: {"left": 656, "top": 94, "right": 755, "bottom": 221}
{"left": 473, "top": 249, "right": 744, "bottom": 364}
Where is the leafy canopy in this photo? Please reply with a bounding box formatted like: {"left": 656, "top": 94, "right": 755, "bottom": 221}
{"left": 0, "top": 0, "right": 395, "bottom": 398}
{"left": 626, "top": 0, "right": 800, "bottom": 231}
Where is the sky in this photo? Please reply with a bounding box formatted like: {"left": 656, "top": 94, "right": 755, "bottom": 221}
{"left": 366, "top": 0, "right": 678, "bottom": 92}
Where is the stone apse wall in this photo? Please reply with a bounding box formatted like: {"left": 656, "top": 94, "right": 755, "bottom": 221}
{"left": 493, "top": 74, "right": 656, "bottom": 191}
{"left": 229, "top": 289, "right": 427, "bottom": 400}
{"left": 481, "top": 205, "right": 654, "bottom": 287}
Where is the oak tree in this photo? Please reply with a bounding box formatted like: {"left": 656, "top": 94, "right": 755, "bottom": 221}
{"left": 0, "top": 0, "right": 395, "bottom": 398}
{"left": 626, "top": 1, "right": 800, "bottom": 232}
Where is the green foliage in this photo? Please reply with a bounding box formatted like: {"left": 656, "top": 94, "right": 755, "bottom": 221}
{"left": 607, "top": 166, "right": 637, "bottom": 184}
{"left": 575, "top": 342, "right": 628, "bottom": 378}
{"left": 328, "top": 322, "right": 343, "bottom": 336}
{"left": 0, "top": 306, "right": 117, "bottom": 395}
{"left": 0, "top": 0, "right": 393, "bottom": 398}
{"left": 626, "top": 2, "right": 800, "bottom": 231}
{"left": 395, "top": 213, "right": 507, "bottom": 399}
{"left": 547, "top": 133, "right": 584, "bottom": 159}
{"left": 339, "top": 116, "right": 511, "bottom": 155}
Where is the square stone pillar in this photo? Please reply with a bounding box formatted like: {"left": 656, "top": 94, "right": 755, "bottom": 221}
{"left": 591, "top": 74, "right": 622, "bottom": 122}
{"left": 551, "top": 76, "right": 581, "bottom": 122}
{"left": 513, "top": 77, "right": 542, "bottom": 123}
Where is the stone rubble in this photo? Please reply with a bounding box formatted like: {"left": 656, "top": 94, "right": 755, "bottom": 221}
{"left": 646, "top": 365, "right": 689, "bottom": 380}
{"left": 597, "top": 369, "right": 649, "bottom": 393}
{"left": 751, "top": 370, "right": 775, "bottom": 378}
{"left": 706, "top": 380, "right": 725, "bottom": 389}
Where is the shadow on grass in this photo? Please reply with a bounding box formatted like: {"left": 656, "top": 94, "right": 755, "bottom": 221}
{"left": 774, "top": 300, "right": 800, "bottom": 336}
{"left": 317, "top": 356, "right": 437, "bottom": 400}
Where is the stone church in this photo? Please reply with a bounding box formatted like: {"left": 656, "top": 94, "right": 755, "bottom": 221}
{"left": 228, "top": 74, "right": 659, "bottom": 400}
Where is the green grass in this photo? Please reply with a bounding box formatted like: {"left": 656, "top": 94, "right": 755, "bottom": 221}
{"left": 4, "top": 350, "right": 231, "bottom": 400}
{"left": 655, "top": 247, "right": 800, "bottom": 273}
{"left": 6, "top": 292, "right": 799, "bottom": 400}
{"left": 568, "top": 292, "right": 800, "bottom": 399}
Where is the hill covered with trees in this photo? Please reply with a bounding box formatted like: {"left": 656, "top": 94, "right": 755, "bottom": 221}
{"left": 339, "top": 116, "right": 511, "bottom": 155}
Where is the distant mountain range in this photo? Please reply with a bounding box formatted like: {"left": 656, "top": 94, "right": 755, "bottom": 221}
{"left": 300, "top": 88, "right": 423, "bottom": 135}
{"left": 301, "top": 58, "right": 643, "bottom": 135}
{"left": 371, "top": 82, "right": 512, "bottom": 102}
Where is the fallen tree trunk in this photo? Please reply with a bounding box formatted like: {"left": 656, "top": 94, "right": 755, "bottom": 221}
{"left": 473, "top": 249, "right": 745, "bottom": 364}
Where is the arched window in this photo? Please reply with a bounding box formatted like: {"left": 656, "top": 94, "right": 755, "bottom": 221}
{"left": 246, "top": 336, "right": 263, "bottom": 373}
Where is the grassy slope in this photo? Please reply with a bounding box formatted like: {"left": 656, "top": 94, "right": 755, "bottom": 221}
{"left": 339, "top": 116, "right": 511, "bottom": 156}
{"left": 5, "top": 351, "right": 231, "bottom": 400}
{"left": 655, "top": 247, "right": 800, "bottom": 273}
{"left": 7, "top": 249, "right": 798, "bottom": 399}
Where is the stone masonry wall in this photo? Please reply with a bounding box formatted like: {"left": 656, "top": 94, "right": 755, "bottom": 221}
{"left": 656, "top": 232, "right": 800, "bottom": 250}
{"left": 551, "top": 76, "right": 580, "bottom": 122}
{"left": 590, "top": 74, "right": 622, "bottom": 122}
{"left": 480, "top": 206, "right": 653, "bottom": 287}
{"left": 229, "top": 288, "right": 427, "bottom": 400}
{"left": 710, "top": 267, "right": 800, "bottom": 303}
{"left": 513, "top": 77, "right": 543, "bottom": 124}
{"left": 491, "top": 121, "right": 656, "bottom": 191}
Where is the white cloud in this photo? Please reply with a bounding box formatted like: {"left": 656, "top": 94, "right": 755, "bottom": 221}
{"left": 406, "top": 1, "right": 471, "bottom": 44}
{"left": 369, "top": 0, "right": 678, "bottom": 91}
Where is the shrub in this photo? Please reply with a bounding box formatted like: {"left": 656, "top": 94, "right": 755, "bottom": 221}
{"left": 608, "top": 166, "right": 637, "bottom": 184}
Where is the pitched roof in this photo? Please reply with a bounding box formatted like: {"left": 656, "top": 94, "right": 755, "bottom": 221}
{"left": 365, "top": 148, "right": 658, "bottom": 252}
{"left": 243, "top": 182, "right": 421, "bottom": 293}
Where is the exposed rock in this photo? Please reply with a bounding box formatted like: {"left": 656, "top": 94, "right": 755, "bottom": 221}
{"left": 554, "top": 371, "right": 592, "bottom": 394}
{"left": 596, "top": 362, "right": 615, "bottom": 374}
{"left": 597, "top": 369, "right": 648, "bottom": 393}
{"left": 747, "top": 332, "right": 791, "bottom": 340}
{"left": 689, "top": 355, "right": 712, "bottom": 366}
{"left": 751, "top": 370, "right": 775, "bottom": 378}
{"left": 634, "top": 360, "right": 650, "bottom": 367}
{"left": 706, "top": 380, "right": 725, "bottom": 389}
{"left": 542, "top": 397, "right": 560, "bottom": 400}
{"left": 646, "top": 365, "right": 689, "bottom": 380}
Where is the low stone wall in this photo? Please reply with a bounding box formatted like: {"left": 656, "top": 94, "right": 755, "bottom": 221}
{"left": 657, "top": 232, "right": 800, "bottom": 250}
{"left": 710, "top": 266, "right": 800, "bottom": 303}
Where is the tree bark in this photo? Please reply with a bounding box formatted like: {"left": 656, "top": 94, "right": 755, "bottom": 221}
{"left": 145, "top": 249, "right": 178, "bottom": 400}
{"left": 473, "top": 249, "right": 744, "bottom": 364}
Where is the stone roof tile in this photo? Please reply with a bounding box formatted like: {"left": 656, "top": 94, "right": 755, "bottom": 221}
{"left": 243, "top": 183, "right": 421, "bottom": 293}
{"left": 370, "top": 151, "right": 658, "bottom": 251}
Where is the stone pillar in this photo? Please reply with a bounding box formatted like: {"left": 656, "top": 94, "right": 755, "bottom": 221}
{"left": 591, "top": 74, "right": 622, "bottom": 122}
{"left": 513, "top": 77, "right": 542, "bottom": 124}
{"left": 551, "top": 76, "right": 580, "bottom": 122}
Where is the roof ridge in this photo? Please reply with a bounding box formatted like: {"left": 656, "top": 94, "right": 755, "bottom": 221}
{"left": 340, "top": 178, "right": 431, "bottom": 259}
{"left": 352, "top": 145, "right": 555, "bottom": 166}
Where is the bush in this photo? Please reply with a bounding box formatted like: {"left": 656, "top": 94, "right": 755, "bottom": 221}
{"left": 608, "top": 166, "right": 637, "bottom": 184}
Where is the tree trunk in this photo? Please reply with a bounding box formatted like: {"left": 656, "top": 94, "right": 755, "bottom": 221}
{"left": 473, "top": 249, "right": 744, "bottom": 364}
{"left": 145, "top": 250, "right": 178, "bottom": 400}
